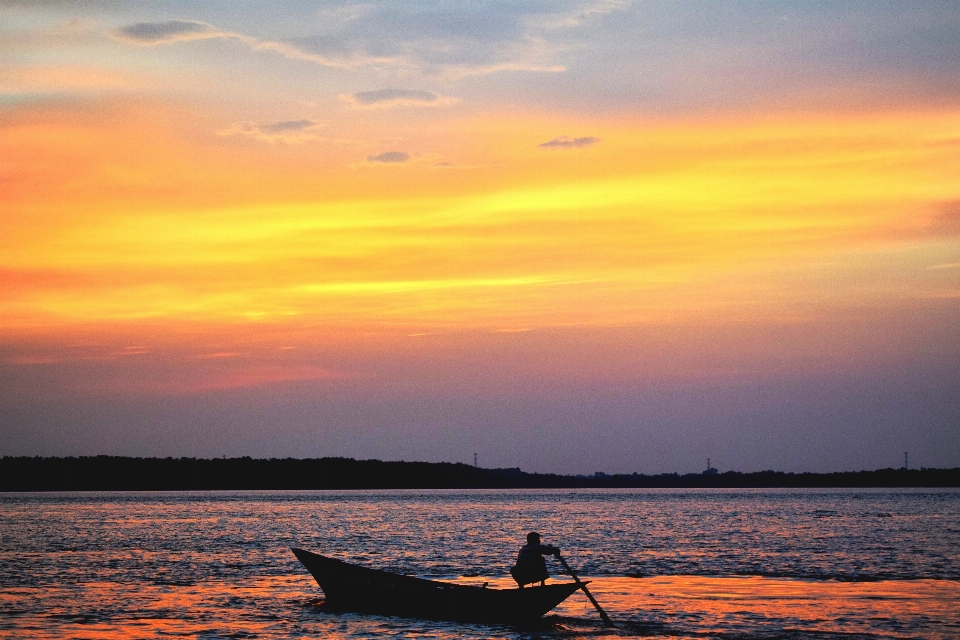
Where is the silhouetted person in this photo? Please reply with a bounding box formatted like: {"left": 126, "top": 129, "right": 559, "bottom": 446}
{"left": 510, "top": 531, "right": 560, "bottom": 587}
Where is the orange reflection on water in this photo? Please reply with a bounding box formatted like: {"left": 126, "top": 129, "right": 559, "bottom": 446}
{"left": 1, "top": 575, "right": 313, "bottom": 640}
{"left": 554, "top": 575, "right": 960, "bottom": 638}
{"left": 4, "top": 573, "right": 958, "bottom": 639}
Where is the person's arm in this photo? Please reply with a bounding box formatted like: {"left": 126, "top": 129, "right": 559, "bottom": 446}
{"left": 541, "top": 544, "right": 561, "bottom": 556}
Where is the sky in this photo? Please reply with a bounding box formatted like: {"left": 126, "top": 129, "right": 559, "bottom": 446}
{"left": 1, "top": 1, "right": 958, "bottom": 474}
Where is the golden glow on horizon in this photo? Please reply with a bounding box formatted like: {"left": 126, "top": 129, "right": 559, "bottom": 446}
{"left": 2, "top": 104, "right": 959, "bottom": 347}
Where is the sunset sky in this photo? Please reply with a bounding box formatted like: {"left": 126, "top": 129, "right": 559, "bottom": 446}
{"left": 2, "top": 1, "right": 958, "bottom": 473}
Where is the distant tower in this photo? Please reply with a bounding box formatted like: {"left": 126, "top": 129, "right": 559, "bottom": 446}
{"left": 707, "top": 458, "right": 711, "bottom": 471}
{"left": 474, "top": 453, "right": 478, "bottom": 468}
{"left": 904, "top": 452, "right": 908, "bottom": 470}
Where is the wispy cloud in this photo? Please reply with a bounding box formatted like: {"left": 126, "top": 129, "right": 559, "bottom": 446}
{"left": 538, "top": 136, "right": 600, "bottom": 149}
{"left": 527, "top": 0, "right": 632, "bottom": 30}
{"left": 112, "top": 20, "right": 402, "bottom": 69}
{"left": 0, "top": 18, "right": 100, "bottom": 53}
{"left": 114, "top": 20, "right": 220, "bottom": 44}
{"left": 314, "top": 4, "right": 373, "bottom": 28}
{"left": 439, "top": 61, "right": 566, "bottom": 81}
{"left": 366, "top": 151, "right": 409, "bottom": 164}
{"left": 109, "top": 7, "right": 590, "bottom": 81}
{"left": 341, "top": 88, "right": 457, "bottom": 109}
{"left": 258, "top": 119, "right": 316, "bottom": 134}
{"left": 216, "top": 119, "right": 324, "bottom": 143}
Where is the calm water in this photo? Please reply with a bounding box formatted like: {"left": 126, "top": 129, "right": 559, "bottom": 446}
{"left": 1, "top": 488, "right": 958, "bottom": 639}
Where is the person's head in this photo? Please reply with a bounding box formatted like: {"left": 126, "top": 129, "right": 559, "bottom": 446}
{"left": 526, "top": 531, "right": 541, "bottom": 544}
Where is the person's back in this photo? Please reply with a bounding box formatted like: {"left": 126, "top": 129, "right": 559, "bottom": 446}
{"left": 511, "top": 532, "right": 560, "bottom": 587}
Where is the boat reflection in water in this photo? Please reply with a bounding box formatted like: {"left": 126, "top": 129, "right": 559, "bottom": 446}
{"left": 292, "top": 548, "right": 582, "bottom": 624}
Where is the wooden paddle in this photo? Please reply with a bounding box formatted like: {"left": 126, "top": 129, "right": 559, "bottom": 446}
{"left": 556, "top": 555, "right": 615, "bottom": 628}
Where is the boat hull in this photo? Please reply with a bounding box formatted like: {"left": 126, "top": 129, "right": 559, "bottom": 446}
{"left": 292, "top": 548, "right": 583, "bottom": 624}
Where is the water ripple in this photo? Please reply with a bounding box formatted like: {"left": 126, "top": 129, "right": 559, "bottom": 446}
{"left": 1, "top": 488, "right": 958, "bottom": 638}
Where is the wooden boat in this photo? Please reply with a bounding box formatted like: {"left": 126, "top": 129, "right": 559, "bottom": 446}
{"left": 292, "top": 548, "right": 583, "bottom": 624}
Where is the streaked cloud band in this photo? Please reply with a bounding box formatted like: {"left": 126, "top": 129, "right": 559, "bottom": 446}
{"left": 341, "top": 89, "right": 457, "bottom": 108}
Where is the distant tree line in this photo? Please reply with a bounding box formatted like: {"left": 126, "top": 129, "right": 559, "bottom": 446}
{"left": 1, "top": 456, "right": 958, "bottom": 491}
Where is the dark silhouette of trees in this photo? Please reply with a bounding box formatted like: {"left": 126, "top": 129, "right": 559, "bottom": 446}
{"left": 1, "top": 456, "right": 957, "bottom": 491}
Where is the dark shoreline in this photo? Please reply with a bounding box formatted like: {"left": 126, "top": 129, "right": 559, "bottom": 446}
{"left": 1, "top": 456, "right": 958, "bottom": 491}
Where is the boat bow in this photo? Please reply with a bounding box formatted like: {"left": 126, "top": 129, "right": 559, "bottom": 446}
{"left": 292, "top": 547, "right": 582, "bottom": 624}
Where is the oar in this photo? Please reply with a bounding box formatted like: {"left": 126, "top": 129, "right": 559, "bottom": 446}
{"left": 556, "top": 555, "right": 615, "bottom": 628}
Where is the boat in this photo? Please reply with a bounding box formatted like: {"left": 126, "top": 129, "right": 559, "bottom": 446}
{"left": 291, "top": 548, "right": 584, "bottom": 624}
